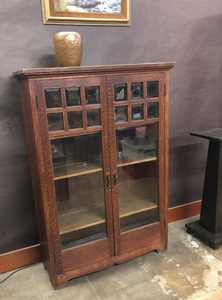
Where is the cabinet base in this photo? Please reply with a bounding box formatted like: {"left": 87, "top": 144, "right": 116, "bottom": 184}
{"left": 185, "top": 220, "right": 222, "bottom": 250}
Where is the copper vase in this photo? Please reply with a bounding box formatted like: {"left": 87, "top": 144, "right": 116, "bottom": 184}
{"left": 54, "top": 32, "right": 82, "bottom": 67}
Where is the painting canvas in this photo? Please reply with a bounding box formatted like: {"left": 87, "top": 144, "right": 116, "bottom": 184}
{"left": 42, "top": 0, "right": 130, "bottom": 26}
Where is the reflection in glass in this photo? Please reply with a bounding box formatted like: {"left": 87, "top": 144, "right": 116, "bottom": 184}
{"left": 148, "top": 102, "right": 159, "bottom": 118}
{"left": 47, "top": 113, "right": 64, "bottom": 131}
{"left": 115, "top": 106, "right": 128, "bottom": 123}
{"left": 45, "top": 88, "right": 62, "bottom": 108}
{"left": 147, "top": 81, "right": 159, "bottom": 98}
{"left": 118, "top": 165, "right": 159, "bottom": 232}
{"left": 85, "top": 86, "right": 100, "bottom": 104}
{"left": 51, "top": 133, "right": 106, "bottom": 249}
{"left": 114, "top": 84, "right": 127, "bottom": 101}
{"left": 116, "top": 124, "right": 157, "bottom": 162}
{"left": 51, "top": 134, "right": 103, "bottom": 177}
{"left": 132, "top": 104, "right": 144, "bottom": 120}
{"left": 131, "top": 82, "right": 143, "bottom": 99}
{"left": 87, "top": 109, "right": 101, "bottom": 126}
{"left": 68, "top": 111, "right": 83, "bottom": 129}
{"left": 66, "top": 87, "right": 81, "bottom": 106}
{"left": 116, "top": 124, "right": 159, "bottom": 232}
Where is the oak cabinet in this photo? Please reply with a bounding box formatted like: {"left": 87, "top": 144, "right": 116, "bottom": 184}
{"left": 14, "top": 63, "right": 175, "bottom": 288}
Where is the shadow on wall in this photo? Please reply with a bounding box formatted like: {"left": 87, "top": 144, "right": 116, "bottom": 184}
{"left": 37, "top": 54, "right": 58, "bottom": 67}
{"left": 169, "top": 141, "right": 208, "bottom": 207}
{"left": 170, "top": 13, "right": 222, "bottom": 137}
{"left": 169, "top": 13, "right": 222, "bottom": 207}
{"left": 0, "top": 77, "right": 39, "bottom": 254}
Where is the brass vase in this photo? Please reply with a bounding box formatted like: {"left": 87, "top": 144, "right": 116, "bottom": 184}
{"left": 54, "top": 32, "right": 82, "bottom": 67}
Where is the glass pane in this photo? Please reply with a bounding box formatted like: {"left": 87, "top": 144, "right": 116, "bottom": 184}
{"left": 132, "top": 104, "right": 144, "bottom": 120}
{"left": 147, "top": 81, "right": 159, "bottom": 98}
{"left": 45, "top": 88, "right": 62, "bottom": 108}
{"left": 116, "top": 124, "right": 158, "bottom": 232}
{"left": 51, "top": 133, "right": 106, "bottom": 249}
{"left": 114, "top": 84, "right": 127, "bottom": 101}
{"left": 87, "top": 109, "right": 101, "bottom": 126}
{"left": 131, "top": 82, "right": 143, "bottom": 99}
{"left": 148, "top": 102, "right": 159, "bottom": 118}
{"left": 66, "top": 87, "right": 81, "bottom": 106}
{"left": 68, "top": 111, "right": 83, "bottom": 129}
{"left": 47, "top": 113, "right": 64, "bottom": 131}
{"left": 115, "top": 106, "right": 128, "bottom": 123}
{"left": 85, "top": 86, "right": 100, "bottom": 104}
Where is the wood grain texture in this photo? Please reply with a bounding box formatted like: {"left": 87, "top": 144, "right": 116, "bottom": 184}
{"left": 13, "top": 62, "right": 176, "bottom": 79}
{"left": 0, "top": 200, "right": 200, "bottom": 275}
{"left": 14, "top": 63, "right": 175, "bottom": 288}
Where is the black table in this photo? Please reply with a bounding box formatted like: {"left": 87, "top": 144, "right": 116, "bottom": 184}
{"left": 186, "top": 128, "right": 222, "bottom": 249}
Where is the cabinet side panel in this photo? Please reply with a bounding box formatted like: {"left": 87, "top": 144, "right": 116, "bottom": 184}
{"left": 17, "top": 79, "right": 52, "bottom": 272}
{"left": 155, "top": 72, "right": 169, "bottom": 248}
{"left": 163, "top": 72, "right": 170, "bottom": 244}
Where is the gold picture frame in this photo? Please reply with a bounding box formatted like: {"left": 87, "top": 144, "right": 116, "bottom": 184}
{"left": 41, "top": 0, "right": 130, "bottom": 26}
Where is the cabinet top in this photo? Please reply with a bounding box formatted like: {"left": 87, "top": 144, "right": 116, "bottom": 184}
{"left": 13, "top": 62, "right": 175, "bottom": 79}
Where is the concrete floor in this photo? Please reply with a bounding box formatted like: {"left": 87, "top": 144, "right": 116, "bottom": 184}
{"left": 1, "top": 216, "right": 222, "bottom": 300}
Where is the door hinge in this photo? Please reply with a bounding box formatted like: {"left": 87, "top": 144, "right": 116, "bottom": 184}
{"left": 35, "top": 95, "right": 39, "bottom": 110}
{"left": 164, "top": 83, "right": 166, "bottom": 97}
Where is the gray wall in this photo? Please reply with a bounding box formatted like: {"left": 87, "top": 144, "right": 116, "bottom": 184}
{"left": 1, "top": 0, "right": 222, "bottom": 254}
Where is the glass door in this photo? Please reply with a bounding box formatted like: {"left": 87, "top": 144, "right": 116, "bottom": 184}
{"left": 108, "top": 75, "right": 162, "bottom": 237}
{"left": 51, "top": 133, "right": 107, "bottom": 249}
{"left": 41, "top": 77, "right": 111, "bottom": 250}
{"left": 116, "top": 124, "right": 159, "bottom": 232}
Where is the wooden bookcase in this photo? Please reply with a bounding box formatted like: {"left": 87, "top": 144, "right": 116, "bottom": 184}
{"left": 14, "top": 62, "right": 175, "bottom": 288}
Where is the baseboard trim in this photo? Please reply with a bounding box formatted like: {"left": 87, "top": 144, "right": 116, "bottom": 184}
{"left": 168, "top": 199, "right": 201, "bottom": 223}
{"left": 0, "top": 244, "right": 41, "bottom": 274}
{"left": 0, "top": 200, "right": 201, "bottom": 274}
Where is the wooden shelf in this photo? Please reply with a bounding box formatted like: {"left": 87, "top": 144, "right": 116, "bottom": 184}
{"left": 59, "top": 207, "right": 105, "bottom": 235}
{"left": 119, "top": 198, "right": 157, "bottom": 218}
{"left": 117, "top": 154, "right": 157, "bottom": 167}
{"left": 54, "top": 160, "right": 102, "bottom": 181}
{"left": 58, "top": 198, "right": 157, "bottom": 236}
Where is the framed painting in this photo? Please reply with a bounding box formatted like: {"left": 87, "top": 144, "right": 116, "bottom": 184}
{"left": 41, "top": 0, "right": 130, "bottom": 26}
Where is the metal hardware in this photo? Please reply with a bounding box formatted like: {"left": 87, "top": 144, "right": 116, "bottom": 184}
{"left": 36, "top": 95, "right": 39, "bottom": 110}
{"left": 113, "top": 172, "right": 118, "bottom": 186}
{"left": 106, "top": 173, "right": 111, "bottom": 189}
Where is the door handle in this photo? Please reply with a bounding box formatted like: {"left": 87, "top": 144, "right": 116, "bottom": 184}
{"left": 113, "top": 171, "right": 118, "bottom": 186}
{"left": 106, "top": 173, "right": 111, "bottom": 190}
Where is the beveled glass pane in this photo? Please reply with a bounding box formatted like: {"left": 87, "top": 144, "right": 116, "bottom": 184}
{"left": 131, "top": 82, "right": 143, "bottom": 99}
{"left": 132, "top": 104, "right": 144, "bottom": 120}
{"left": 87, "top": 109, "right": 101, "bottom": 126}
{"left": 115, "top": 106, "right": 128, "bottom": 123}
{"left": 51, "top": 133, "right": 106, "bottom": 249}
{"left": 85, "top": 86, "right": 100, "bottom": 104}
{"left": 47, "top": 113, "right": 64, "bottom": 131}
{"left": 147, "top": 81, "right": 159, "bottom": 98}
{"left": 116, "top": 124, "right": 158, "bottom": 232}
{"left": 65, "top": 87, "right": 81, "bottom": 106}
{"left": 68, "top": 111, "right": 83, "bottom": 129}
{"left": 148, "top": 102, "right": 159, "bottom": 118}
{"left": 45, "top": 88, "right": 62, "bottom": 108}
{"left": 114, "top": 84, "right": 127, "bottom": 101}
